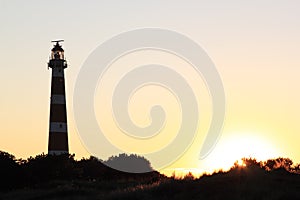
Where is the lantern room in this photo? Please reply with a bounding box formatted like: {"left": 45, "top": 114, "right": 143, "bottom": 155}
{"left": 51, "top": 41, "right": 65, "bottom": 60}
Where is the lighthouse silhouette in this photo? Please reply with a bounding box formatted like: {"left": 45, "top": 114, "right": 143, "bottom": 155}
{"left": 47, "top": 40, "right": 69, "bottom": 155}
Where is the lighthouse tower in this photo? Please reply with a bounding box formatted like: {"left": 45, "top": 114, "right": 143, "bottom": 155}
{"left": 48, "top": 40, "right": 69, "bottom": 155}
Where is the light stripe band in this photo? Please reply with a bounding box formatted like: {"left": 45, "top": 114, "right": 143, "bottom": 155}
{"left": 48, "top": 150, "right": 68, "bottom": 155}
{"left": 51, "top": 95, "right": 66, "bottom": 104}
{"left": 50, "top": 122, "right": 67, "bottom": 133}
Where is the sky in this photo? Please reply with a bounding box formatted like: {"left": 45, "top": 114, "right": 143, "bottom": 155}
{"left": 0, "top": 0, "right": 300, "bottom": 175}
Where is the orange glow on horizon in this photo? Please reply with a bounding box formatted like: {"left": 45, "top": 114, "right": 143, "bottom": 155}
{"left": 199, "top": 131, "right": 279, "bottom": 171}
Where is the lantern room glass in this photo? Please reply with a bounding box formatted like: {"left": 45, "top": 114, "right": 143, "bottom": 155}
{"left": 51, "top": 51, "right": 64, "bottom": 60}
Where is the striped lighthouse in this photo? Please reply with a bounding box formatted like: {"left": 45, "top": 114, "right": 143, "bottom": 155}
{"left": 48, "top": 40, "right": 69, "bottom": 155}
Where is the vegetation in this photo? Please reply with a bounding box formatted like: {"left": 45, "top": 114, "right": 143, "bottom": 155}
{"left": 0, "top": 151, "right": 300, "bottom": 199}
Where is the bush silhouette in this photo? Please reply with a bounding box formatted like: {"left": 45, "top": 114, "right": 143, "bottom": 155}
{"left": 76, "top": 156, "right": 111, "bottom": 180}
{"left": 23, "top": 153, "right": 78, "bottom": 184}
{"left": 264, "top": 157, "right": 293, "bottom": 171}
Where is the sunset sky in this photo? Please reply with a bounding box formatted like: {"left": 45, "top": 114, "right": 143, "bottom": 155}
{"left": 0, "top": 0, "right": 300, "bottom": 175}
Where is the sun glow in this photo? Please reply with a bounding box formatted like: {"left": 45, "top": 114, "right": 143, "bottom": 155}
{"left": 197, "top": 131, "right": 279, "bottom": 173}
{"left": 236, "top": 159, "right": 246, "bottom": 167}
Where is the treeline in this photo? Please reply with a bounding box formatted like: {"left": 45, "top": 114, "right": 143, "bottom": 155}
{"left": 230, "top": 157, "right": 300, "bottom": 173}
{"left": 1, "top": 150, "right": 300, "bottom": 192}
{"left": 0, "top": 151, "right": 162, "bottom": 191}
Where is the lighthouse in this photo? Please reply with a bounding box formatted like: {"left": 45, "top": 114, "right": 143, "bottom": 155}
{"left": 48, "top": 40, "right": 69, "bottom": 155}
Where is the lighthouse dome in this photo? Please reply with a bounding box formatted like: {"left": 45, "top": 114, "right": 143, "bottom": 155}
{"left": 52, "top": 42, "right": 64, "bottom": 52}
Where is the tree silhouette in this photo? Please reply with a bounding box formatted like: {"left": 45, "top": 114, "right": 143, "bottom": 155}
{"left": 104, "top": 153, "right": 153, "bottom": 173}
{"left": 0, "top": 151, "right": 23, "bottom": 190}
